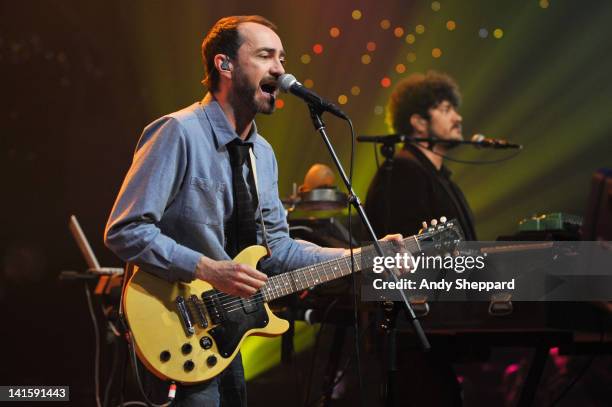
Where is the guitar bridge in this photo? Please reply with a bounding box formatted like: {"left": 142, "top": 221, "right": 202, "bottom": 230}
{"left": 175, "top": 295, "right": 195, "bottom": 336}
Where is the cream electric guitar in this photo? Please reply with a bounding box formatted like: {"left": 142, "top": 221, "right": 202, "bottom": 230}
{"left": 122, "top": 219, "right": 463, "bottom": 384}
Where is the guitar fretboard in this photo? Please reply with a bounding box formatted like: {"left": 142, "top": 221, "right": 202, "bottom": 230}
{"left": 260, "top": 236, "right": 420, "bottom": 301}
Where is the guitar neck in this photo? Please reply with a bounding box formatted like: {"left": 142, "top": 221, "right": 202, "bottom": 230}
{"left": 260, "top": 235, "right": 421, "bottom": 302}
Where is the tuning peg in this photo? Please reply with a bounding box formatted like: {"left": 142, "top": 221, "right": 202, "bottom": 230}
{"left": 440, "top": 216, "right": 447, "bottom": 224}
{"left": 430, "top": 219, "right": 438, "bottom": 227}
{"left": 422, "top": 221, "right": 428, "bottom": 229}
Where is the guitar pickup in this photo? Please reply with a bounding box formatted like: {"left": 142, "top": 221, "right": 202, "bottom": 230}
{"left": 175, "top": 295, "right": 195, "bottom": 336}
{"left": 202, "top": 290, "right": 225, "bottom": 325}
{"left": 189, "top": 295, "right": 208, "bottom": 328}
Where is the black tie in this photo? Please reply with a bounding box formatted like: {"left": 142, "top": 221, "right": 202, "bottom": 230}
{"left": 225, "top": 140, "right": 258, "bottom": 257}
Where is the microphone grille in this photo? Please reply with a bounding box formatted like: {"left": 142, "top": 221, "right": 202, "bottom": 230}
{"left": 471, "top": 134, "right": 485, "bottom": 143}
{"left": 278, "top": 73, "right": 298, "bottom": 92}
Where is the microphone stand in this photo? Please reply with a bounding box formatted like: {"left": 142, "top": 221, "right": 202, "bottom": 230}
{"left": 307, "top": 105, "right": 430, "bottom": 405}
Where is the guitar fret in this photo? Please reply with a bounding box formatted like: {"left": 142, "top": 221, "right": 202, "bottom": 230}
{"left": 260, "top": 232, "right": 443, "bottom": 302}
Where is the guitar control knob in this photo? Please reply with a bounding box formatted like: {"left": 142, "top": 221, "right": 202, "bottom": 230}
{"left": 181, "top": 343, "right": 193, "bottom": 355}
{"left": 206, "top": 355, "right": 217, "bottom": 367}
{"left": 200, "top": 336, "right": 213, "bottom": 350}
{"left": 160, "top": 350, "right": 171, "bottom": 362}
{"left": 184, "top": 360, "right": 195, "bottom": 372}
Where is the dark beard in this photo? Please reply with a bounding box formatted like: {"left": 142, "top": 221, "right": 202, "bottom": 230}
{"left": 230, "top": 65, "right": 275, "bottom": 116}
{"left": 427, "top": 125, "right": 462, "bottom": 150}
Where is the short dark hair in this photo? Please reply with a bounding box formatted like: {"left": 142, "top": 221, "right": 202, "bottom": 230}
{"left": 201, "top": 15, "right": 277, "bottom": 92}
{"left": 386, "top": 71, "right": 461, "bottom": 135}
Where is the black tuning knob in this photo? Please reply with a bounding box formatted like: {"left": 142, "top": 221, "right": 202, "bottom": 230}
{"left": 159, "top": 350, "right": 171, "bottom": 362}
{"left": 206, "top": 355, "right": 217, "bottom": 367}
{"left": 181, "top": 343, "right": 193, "bottom": 355}
{"left": 184, "top": 360, "right": 195, "bottom": 372}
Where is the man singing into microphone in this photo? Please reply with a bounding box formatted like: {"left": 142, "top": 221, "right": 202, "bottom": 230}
{"left": 105, "top": 15, "right": 398, "bottom": 406}
{"left": 365, "top": 70, "right": 477, "bottom": 241}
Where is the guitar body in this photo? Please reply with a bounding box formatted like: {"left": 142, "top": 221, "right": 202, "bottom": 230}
{"left": 123, "top": 245, "right": 289, "bottom": 384}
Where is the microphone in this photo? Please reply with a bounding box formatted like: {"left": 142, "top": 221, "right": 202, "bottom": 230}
{"left": 471, "top": 134, "right": 522, "bottom": 149}
{"left": 278, "top": 73, "right": 349, "bottom": 120}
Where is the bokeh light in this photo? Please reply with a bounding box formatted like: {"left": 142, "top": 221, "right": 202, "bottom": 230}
{"left": 351, "top": 86, "right": 361, "bottom": 96}
{"left": 395, "top": 63, "right": 406, "bottom": 73}
{"left": 432, "top": 48, "right": 442, "bottom": 58}
{"left": 380, "top": 77, "right": 392, "bottom": 88}
{"left": 539, "top": 0, "right": 549, "bottom": 9}
{"left": 478, "top": 28, "right": 489, "bottom": 38}
{"left": 380, "top": 19, "right": 391, "bottom": 30}
{"left": 312, "top": 44, "right": 323, "bottom": 54}
{"left": 493, "top": 28, "right": 504, "bottom": 39}
{"left": 329, "top": 27, "right": 341, "bottom": 38}
{"left": 338, "top": 94, "right": 348, "bottom": 105}
{"left": 394, "top": 27, "right": 405, "bottom": 38}
{"left": 275, "top": 99, "right": 284, "bottom": 109}
{"left": 374, "top": 105, "right": 384, "bottom": 115}
{"left": 416, "top": 24, "right": 425, "bottom": 34}
{"left": 431, "top": 1, "right": 441, "bottom": 11}
{"left": 446, "top": 20, "right": 456, "bottom": 31}
{"left": 406, "top": 52, "right": 417, "bottom": 63}
{"left": 405, "top": 34, "right": 416, "bottom": 44}
{"left": 361, "top": 54, "right": 372, "bottom": 64}
{"left": 351, "top": 10, "right": 362, "bottom": 20}
{"left": 303, "top": 79, "right": 314, "bottom": 88}
{"left": 366, "top": 41, "right": 377, "bottom": 52}
{"left": 300, "top": 54, "right": 311, "bottom": 64}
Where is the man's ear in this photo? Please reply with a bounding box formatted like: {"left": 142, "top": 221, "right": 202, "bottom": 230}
{"left": 410, "top": 114, "right": 428, "bottom": 134}
{"left": 214, "top": 54, "right": 232, "bottom": 79}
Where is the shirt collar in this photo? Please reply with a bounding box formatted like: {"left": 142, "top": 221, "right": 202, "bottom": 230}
{"left": 200, "top": 95, "right": 259, "bottom": 155}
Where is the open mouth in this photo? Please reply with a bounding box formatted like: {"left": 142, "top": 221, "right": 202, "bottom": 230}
{"left": 260, "top": 82, "right": 278, "bottom": 97}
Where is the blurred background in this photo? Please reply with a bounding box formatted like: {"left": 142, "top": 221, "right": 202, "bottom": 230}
{"left": 1, "top": 0, "right": 611, "bottom": 405}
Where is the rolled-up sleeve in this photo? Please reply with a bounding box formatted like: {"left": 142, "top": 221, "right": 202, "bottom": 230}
{"left": 104, "top": 117, "right": 201, "bottom": 282}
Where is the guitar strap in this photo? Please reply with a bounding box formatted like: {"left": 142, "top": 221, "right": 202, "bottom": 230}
{"left": 248, "top": 147, "right": 272, "bottom": 257}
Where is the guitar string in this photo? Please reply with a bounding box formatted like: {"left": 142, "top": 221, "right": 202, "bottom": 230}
{"left": 194, "top": 236, "right": 428, "bottom": 314}
{"left": 200, "top": 237, "right": 428, "bottom": 313}
{"left": 199, "top": 234, "right": 428, "bottom": 305}
{"left": 184, "top": 231, "right": 443, "bottom": 315}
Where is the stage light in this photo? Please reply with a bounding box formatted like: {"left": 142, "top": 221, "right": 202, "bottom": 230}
{"left": 380, "top": 19, "right": 391, "bottom": 30}
{"left": 446, "top": 20, "right": 456, "bottom": 31}
{"left": 313, "top": 44, "right": 323, "bottom": 54}
{"left": 431, "top": 1, "right": 441, "bottom": 11}
{"left": 493, "top": 28, "right": 504, "bottom": 39}
{"left": 394, "top": 27, "right": 405, "bottom": 38}
{"left": 406, "top": 52, "right": 417, "bottom": 63}
{"left": 381, "top": 77, "right": 391, "bottom": 88}
{"left": 330, "top": 27, "right": 341, "bottom": 38}
{"left": 351, "top": 86, "right": 361, "bottom": 96}
{"left": 352, "top": 9, "right": 362, "bottom": 20}
{"left": 416, "top": 24, "right": 425, "bottom": 34}
{"left": 395, "top": 63, "right": 406, "bottom": 73}
{"left": 405, "top": 34, "right": 416, "bottom": 44}
{"left": 361, "top": 54, "right": 372, "bottom": 64}
{"left": 303, "top": 79, "right": 314, "bottom": 88}
{"left": 300, "top": 54, "right": 311, "bottom": 64}
{"left": 338, "top": 94, "right": 348, "bottom": 105}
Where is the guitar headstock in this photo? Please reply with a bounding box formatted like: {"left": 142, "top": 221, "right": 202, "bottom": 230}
{"left": 417, "top": 217, "right": 464, "bottom": 253}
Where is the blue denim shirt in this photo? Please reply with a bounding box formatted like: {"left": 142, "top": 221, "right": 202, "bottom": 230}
{"left": 104, "top": 98, "right": 343, "bottom": 282}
